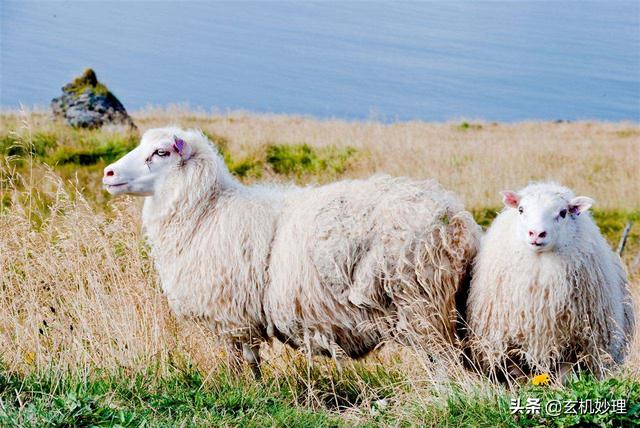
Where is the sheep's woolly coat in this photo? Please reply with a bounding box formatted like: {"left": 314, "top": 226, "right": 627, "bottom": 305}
{"left": 142, "top": 129, "right": 480, "bottom": 361}
{"left": 267, "top": 176, "right": 480, "bottom": 358}
{"left": 467, "top": 184, "right": 635, "bottom": 375}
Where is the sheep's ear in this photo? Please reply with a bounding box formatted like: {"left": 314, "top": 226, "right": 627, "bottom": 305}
{"left": 501, "top": 190, "right": 520, "bottom": 209}
{"left": 569, "top": 196, "right": 594, "bottom": 216}
{"left": 172, "top": 135, "right": 192, "bottom": 159}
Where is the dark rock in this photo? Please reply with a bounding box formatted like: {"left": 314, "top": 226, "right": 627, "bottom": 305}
{"left": 51, "top": 68, "right": 136, "bottom": 130}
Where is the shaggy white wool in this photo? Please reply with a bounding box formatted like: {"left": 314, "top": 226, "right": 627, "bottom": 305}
{"left": 106, "top": 127, "right": 481, "bottom": 368}
{"left": 467, "top": 182, "right": 635, "bottom": 377}
{"left": 266, "top": 175, "right": 481, "bottom": 358}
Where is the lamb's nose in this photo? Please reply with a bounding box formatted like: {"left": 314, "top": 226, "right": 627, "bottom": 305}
{"left": 528, "top": 230, "right": 547, "bottom": 239}
{"left": 104, "top": 168, "right": 115, "bottom": 177}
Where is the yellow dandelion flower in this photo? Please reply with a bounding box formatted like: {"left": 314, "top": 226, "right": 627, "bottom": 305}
{"left": 532, "top": 373, "right": 550, "bottom": 386}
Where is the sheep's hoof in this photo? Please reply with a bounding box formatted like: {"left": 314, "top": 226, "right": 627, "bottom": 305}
{"left": 242, "top": 343, "right": 262, "bottom": 379}
{"left": 249, "top": 362, "right": 262, "bottom": 379}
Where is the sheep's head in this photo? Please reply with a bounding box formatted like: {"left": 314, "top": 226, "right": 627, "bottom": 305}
{"left": 501, "top": 183, "right": 594, "bottom": 253}
{"left": 103, "top": 127, "right": 197, "bottom": 196}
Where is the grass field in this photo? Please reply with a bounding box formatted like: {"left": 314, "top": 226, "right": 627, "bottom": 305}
{"left": 1, "top": 109, "right": 639, "bottom": 426}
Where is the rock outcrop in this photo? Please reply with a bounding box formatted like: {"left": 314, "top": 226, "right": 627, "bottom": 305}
{"left": 51, "top": 69, "right": 136, "bottom": 129}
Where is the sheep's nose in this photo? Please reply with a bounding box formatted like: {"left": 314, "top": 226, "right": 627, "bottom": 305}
{"left": 528, "top": 230, "right": 547, "bottom": 239}
{"left": 104, "top": 168, "right": 115, "bottom": 177}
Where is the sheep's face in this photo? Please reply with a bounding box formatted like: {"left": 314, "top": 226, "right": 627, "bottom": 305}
{"left": 501, "top": 187, "right": 593, "bottom": 253}
{"left": 103, "top": 129, "right": 191, "bottom": 196}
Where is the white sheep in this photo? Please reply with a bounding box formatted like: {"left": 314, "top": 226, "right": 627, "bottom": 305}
{"left": 467, "top": 182, "right": 635, "bottom": 379}
{"left": 103, "top": 127, "right": 480, "bottom": 373}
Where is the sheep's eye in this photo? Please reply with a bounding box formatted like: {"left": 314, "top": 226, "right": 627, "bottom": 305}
{"left": 154, "top": 149, "right": 169, "bottom": 157}
{"left": 518, "top": 206, "right": 524, "bottom": 214}
{"left": 559, "top": 209, "right": 567, "bottom": 219}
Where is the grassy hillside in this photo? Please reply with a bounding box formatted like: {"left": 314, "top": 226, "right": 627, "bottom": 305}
{"left": 1, "top": 110, "right": 638, "bottom": 426}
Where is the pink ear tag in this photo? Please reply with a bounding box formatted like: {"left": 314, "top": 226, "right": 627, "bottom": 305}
{"left": 173, "top": 136, "right": 185, "bottom": 155}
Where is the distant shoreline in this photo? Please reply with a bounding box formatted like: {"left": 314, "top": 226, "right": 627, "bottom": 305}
{"left": 0, "top": 106, "right": 638, "bottom": 126}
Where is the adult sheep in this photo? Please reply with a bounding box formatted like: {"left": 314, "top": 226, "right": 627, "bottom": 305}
{"left": 103, "top": 127, "right": 480, "bottom": 373}
{"left": 467, "top": 182, "right": 635, "bottom": 380}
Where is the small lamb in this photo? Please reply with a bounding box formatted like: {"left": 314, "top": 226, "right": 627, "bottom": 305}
{"left": 467, "top": 182, "right": 634, "bottom": 380}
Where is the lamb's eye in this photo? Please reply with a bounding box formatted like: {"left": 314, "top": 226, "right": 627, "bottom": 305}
{"left": 559, "top": 209, "right": 567, "bottom": 219}
{"left": 518, "top": 206, "right": 524, "bottom": 214}
{"left": 155, "top": 149, "right": 169, "bottom": 157}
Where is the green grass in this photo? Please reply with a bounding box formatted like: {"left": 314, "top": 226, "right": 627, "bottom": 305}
{"left": 203, "top": 133, "right": 358, "bottom": 179}
{"left": 410, "top": 375, "right": 640, "bottom": 427}
{"left": 514, "top": 375, "right": 640, "bottom": 427}
{"left": 615, "top": 129, "right": 640, "bottom": 138}
{"left": 1, "top": 364, "right": 637, "bottom": 427}
{"left": 0, "top": 131, "right": 138, "bottom": 165}
{"left": 0, "top": 357, "right": 406, "bottom": 427}
{"left": 0, "top": 366, "right": 344, "bottom": 427}
{"left": 265, "top": 143, "right": 355, "bottom": 177}
{"left": 49, "top": 139, "right": 137, "bottom": 166}
{"left": 456, "top": 122, "right": 483, "bottom": 131}
{"left": 411, "top": 386, "right": 516, "bottom": 427}
{"left": 0, "top": 132, "right": 58, "bottom": 158}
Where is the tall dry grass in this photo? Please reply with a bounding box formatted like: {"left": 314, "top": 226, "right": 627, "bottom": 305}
{"left": 134, "top": 107, "right": 640, "bottom": 210}
{"left": 0, "top": 111, "right": 638, "bottom": 423}
{"left": 2, "top": 109, "right": 639, "bottom": 210}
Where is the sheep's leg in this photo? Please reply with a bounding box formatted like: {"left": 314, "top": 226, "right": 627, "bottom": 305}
{"left": 329, "top": 342, "right": 343, "bottom": 373}
{"left": 225, "top": 341, "right": 262, "bottom": 378}
{"left": 242, "top": 343, "right": 262, "bottom": 379}
{"left": 558, "top": 362, "right": 575, "bottom": 385}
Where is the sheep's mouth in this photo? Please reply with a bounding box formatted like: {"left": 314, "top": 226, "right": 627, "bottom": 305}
{"left": 103, "top": 182, "right": 129, "bottom": 194}
{"left": 105, "top": 182, "right": 127, "bottom": 188}
{"left": 529, "top": 241, "right": 550, "bottom": 251}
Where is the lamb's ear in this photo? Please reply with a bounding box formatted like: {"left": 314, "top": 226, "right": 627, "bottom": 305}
{"left": 501, "top": 190, "right": 520, "bottom": 209}
{"left": 569, "top": 196, "right": 594, "bottom": 216}
{"left": 172, "top": 135, "right": 193, "bottom": 159}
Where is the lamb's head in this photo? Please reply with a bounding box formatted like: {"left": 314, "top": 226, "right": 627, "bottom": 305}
{"left": 501, "top": 183, "right": 594, "bottom": 253}
{"left": 103, "top": 127, "right": 212, "bottom": 196}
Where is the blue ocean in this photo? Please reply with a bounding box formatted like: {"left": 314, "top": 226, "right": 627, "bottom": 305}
{"left": 1, "top": 1, "right": 638, "bottom": 121}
